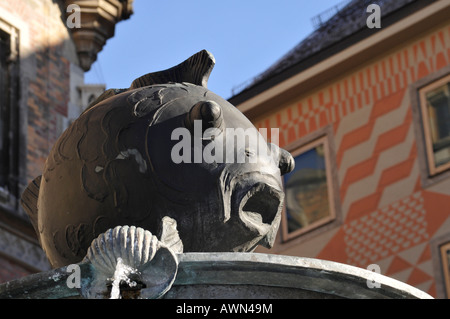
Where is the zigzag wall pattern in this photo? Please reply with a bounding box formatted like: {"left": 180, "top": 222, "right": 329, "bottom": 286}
{"left": 255, "top": 25, "right": 450, "bottom": 297}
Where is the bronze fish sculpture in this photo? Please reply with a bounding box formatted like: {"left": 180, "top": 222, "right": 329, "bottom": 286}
{"left": 21, "top": 50, "right": 294, "bottom": 268}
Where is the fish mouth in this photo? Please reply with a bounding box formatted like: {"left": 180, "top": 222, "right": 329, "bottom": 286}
{"left": 238, "top": 182, "right": 284, "bottom": 235}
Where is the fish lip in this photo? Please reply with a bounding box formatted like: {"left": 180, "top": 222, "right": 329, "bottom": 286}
{"left": 238, "top": 182, "right": 284, "bottom": 233}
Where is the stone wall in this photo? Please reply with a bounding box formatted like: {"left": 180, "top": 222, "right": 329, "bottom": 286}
{"left": 0, "top": 0, "right": 131, "bottom": 284}
{"left": 0, "top": 0, "right": 80, "bottom": 188}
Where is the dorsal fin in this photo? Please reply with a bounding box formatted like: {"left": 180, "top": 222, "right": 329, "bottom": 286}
{"left": 159, "top": 216, "right": 183, "bottom": 254}
{"left": 20, "top": 176, "right": 42, "bottom": 240}
{"left": 82, "top": 50, "right": 215, "bottom": 111}
{"left": 129, "top": 50, "right": 215, "bottom": 90}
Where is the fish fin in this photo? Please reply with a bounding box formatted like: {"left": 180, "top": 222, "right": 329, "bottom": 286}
{"left": 129, "top": 50, "right": 215, "bottom": 90}
{"left": 159, "top": 216, "right": 183, "bottom": 254}
{"left": 82, "top": 50, "right": 215, "bottom": 113}
{"left": 20, "top": 176, "right": 42, "bottom": 239}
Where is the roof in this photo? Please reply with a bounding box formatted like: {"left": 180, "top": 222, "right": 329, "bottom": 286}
{"left": 229, "top": 0, "right": 435, "bottom": 105}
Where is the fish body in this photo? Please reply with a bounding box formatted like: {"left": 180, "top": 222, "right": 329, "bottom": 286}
{"left": 22, "top": 51, "right": 294, "bottom": 268}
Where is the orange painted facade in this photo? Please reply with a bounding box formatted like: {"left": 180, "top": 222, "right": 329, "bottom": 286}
{"left": 247, "top": 16, "right": 450, "bottom": 298}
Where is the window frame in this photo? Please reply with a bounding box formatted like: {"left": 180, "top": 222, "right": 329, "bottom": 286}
{"left": 418, "top": 73, "right": 450, "bottom": 176}
{"left": 280, "top": 125, "right": 341, "bottom": 242}
{"left": 411, "top": 65, "right": 450, "bottom": 188}
{"left": 431, "top": 232, "right": 450, "bottom": 299}
{"left": 440, "top": 242, "right": 450, "bottom": 299}
{"left": 0, "top": 20, "right": 20, "bottom": 207}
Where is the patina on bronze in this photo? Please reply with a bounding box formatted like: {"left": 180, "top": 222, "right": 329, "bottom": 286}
{"left": 21, "top": 50, "right": 295, "bottom": 268}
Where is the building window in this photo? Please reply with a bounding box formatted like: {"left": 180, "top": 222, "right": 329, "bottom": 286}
{"left": 0, "top": 23, "right": 19, "bottom": 202}
{"left": 281, "top": 132, "right": 339, "bottom": 241}
{"left": 419, "top": 74, "right": 450, "bottom": 176}
{"left": 440, "top": 242, "right": 450, "bottom": 298}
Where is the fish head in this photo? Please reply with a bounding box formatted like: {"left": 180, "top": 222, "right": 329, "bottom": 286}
{"left": 140, "top": 85, "right": 294, "bottom": 251}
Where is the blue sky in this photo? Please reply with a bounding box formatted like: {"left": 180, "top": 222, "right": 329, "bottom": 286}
{"left": 85, "top": 0, "right": 343, "bottom": 100}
